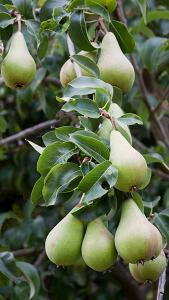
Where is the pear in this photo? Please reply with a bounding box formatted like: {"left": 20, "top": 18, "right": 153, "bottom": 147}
{"left": 60, "top": 50, "right": 96, "bottom": 87}
{"left": 98, "top": 103, "right": 132, "bottom": 143}
{"left": 115, "top": 198, "right": 163, "bottom": 264}
{"left": 109, "top": 130, "right": 147, "bottom": 192}
{"left": 129, "top": 251, "right": 167, "bottom": 283}
{"left": 97, "top": 32, "right": 135, "bottom": 92}
{"left": 45, "top": 208, "right": 84, "bottom": 266}
{"left": 81, "top": 217, "right": 117, "bottom": 272}
{"left": 1, "top": 32, "right": 36, "bottom": 89}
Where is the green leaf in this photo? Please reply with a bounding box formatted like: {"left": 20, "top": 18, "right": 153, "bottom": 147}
{"left": 154, "top": 209, "right": 169, "bottom": 245}
{"left": 37, "top": 142, "right": 78, "bottom": 175}
{"left": 144, "top": 196, "right": 161, "bottom": 210}
{"left": 85, "top": 0, "right": 110, "bottom": 21}
{"left": 12, "top": 0, "right": 33, "bottom": 19}
{"left": 79, "top": 116, "right": 100, "bottom": 132}
{"left": 117, "top": 113, "right": 143, "bottom": 125}
{"left": 0, "top": 12, "right": 13, "bottom": 28}
{"left": 40, "top": 0, "right": 68, "bottom": 21}
{"left": 68, "top": 11, "right": 96, "bottom": 51}
{"left": 62, "top": 98, "right": 100, "bottom": 118}
{"left": 27, "top": 140, "right": 44, "bottom": 154}
{"left": 31, "top": 177, "right": 44, "bottom": 206}
{"left": 110, "top": 20, "right": 135, "bottom": 53}
{"left": 0, "top": 116, "right": 8, "bottom": 133}
{"left": 72, "top": 54, "right": 100, "bottom": 78}
{"left": 78, "top": 161, "right": 118, "bottom": 203}
{"left": 0, "top": 252, "right": 21, "bottom": 284}
{"left": 0, "top": 212, "right": 19, "bottom": 232}
{"left": 37, "top": 35, "right": 48, "bottom": 59}
{"left": 143, "top": 153, "right": 164, "bottom": 164}
{"left": 70, "top": 131, "right": 110, "bottom": 163}
{"left": 136, "top": 0, "right": 147, "bottom": 24}
{"left": 42, "top": 130, "right": 58, "bottom": 146}
{"left": 43, "top": 163, "right": 82, "bottom": 206}
{"left": 16, "top": 262, "right": 40, "bottom": 299}
{"left": 55, "top": 126, "right": 82, "bottom": 141}
{"left": 131, "top": 192, "right": 144, "bottom": 213}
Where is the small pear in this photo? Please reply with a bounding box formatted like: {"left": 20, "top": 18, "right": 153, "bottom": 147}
{"left": 109, "top": 130, "right": 147, "bottom": 192}
{"left": 129, "top": 251, "right": 167, "bottom": 283}
{"left": 97, "top": 32, "right": 135, "bottom": 92}
{"left": 82, "top": 217, "right": 117, "bottom": 272}
{"left": 45, "top": 208, "right": 84, "bottom": 266}
{"left": 98, "top": 103, "right": 132, "bottom": 143}
{"left": 115, "top": 199, "right": 163, "bottom": 264}
{"left": 60, "top": 50, "right": 96, "bottom": 87}
{"left": 1, "top": 32, "right": 36, "bottom": 89}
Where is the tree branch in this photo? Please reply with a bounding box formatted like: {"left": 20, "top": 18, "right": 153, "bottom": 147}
{"left": 13, "top": 248, "right": 36, "bottom": 257}
{"left": 153, "top": 86, "right": 169, "bottom": 113}
{"left": 34, "top": 250, "right": 46, "bottom": 267}
{"left": 0, "top": 119, "right": 60, "bottom": 146}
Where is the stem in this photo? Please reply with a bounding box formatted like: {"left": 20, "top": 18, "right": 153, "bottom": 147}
{"left": 15, "top": 13, "right": 22, "bottom": 32}
{"left": 66, "top": 34, "right": 81, "bottom": 77}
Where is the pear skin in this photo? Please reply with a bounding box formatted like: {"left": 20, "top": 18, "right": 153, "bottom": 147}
{"left": 115, "top": 199, "right": 163, "bottom": 264}
{"left": 1, "top": 32, "right": 36, "bottom": 89}
{"left": 60, "top": 50, "right": 96, "bottom": 87}
{"left": 82, "top": 217, "right": 117, "bottom": 272}
{"left": 109, "top": 130, "right": 147, "bottom": 192}
{"left": 129, "top": 251, "right": 167, "bottom": 283}
{"left": 98, "top": 103, "right": 132, "bottom": 143}
{"left": 45, "top": 209, "right": 84, "bottom": 266}
{"left": 98, "top": 32, "right": 135, "bottom": 92}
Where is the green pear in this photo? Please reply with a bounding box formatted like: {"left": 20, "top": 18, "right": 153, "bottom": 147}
{"left": 81, "top": 217, "right": 117, "bottom": 272}
{"left": 60, "top": 50, "right": 96, "bottom": 87}
{"left": 109, "top": 130, "right": 147, "bottom": 192}
{"left": 98, "top": 103, "right": 132, "bottom": 143}
{"left": 115, "top": 198, "right": 163, "bottom": 264}
{"left": 45, "top": 208, "right": 84, "bottom": 266}
{"left": 1, "top": 32, "right": 36, "bottom": 89}
{"left": 129, "top": 251, "right": 167, "bottom": 283}
{"left": 97, "top": 32, "right": 135, "bottom": 92}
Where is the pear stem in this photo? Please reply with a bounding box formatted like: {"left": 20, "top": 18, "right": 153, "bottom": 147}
{"left": 99, "top": 108, "right": 117, "bottom": 130}
{"left": 15, "top": 13, "right": 22, "bottom": 32}
{"left": 98, "top": 17, "right": 108, "bottom": 34}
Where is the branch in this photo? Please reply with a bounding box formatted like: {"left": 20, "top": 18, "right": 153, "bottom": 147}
{"left": 44, "top": 76, "right": 61, "bottom": 88}
{"left": 153, "top": 86, "right": 169, "bottom": 113}
{"left": 13, "top": 248, "right": 36, "bottom": 257}
{"left": 0, "top": 119, "right": 60, "bottom": 146}
{"left": 157, "top": 268, "right": 167, "bottom": 300}
{"left": 34, "top": 250, "right": 46, "bottom": 267}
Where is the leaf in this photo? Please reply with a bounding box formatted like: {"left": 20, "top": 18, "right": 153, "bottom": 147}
{"left": 143, "top": 153, "right": 164, "bottom": 164}
{"left": 42, "top": 130, "right": 58, "bottom": 146}
{"left": 131, "top": 192, "right": 144, "bottom": 213}
{"left": 0, "top": 252, "right": 21, "bottom": 284}
{"left": 68, "top": 11, "right": 96, "bottom": 51}
{"left": 37, "top": 35, "right": 48, "bottom": 59}
{"left": 43, "top": 163, "right": 82, "bottom": 206}
{"left": 110, "top": 20, "right": 135, "bottom": 53}
{"left": 72, "top": 54, "right": 100, "bottom": 78}
{"left": 0, "top": 212, "right": 19, "bottom": 232}
{"left": 117, "top": 113, "right": 143, "bottom": 125}
{"left": 154, "top": 209, "right": 169, "bottom": 245}
{"left": 16, "top": 262, "right": 40, "bottom": 299}
{"left": 144, "top": 196, "right": 161, "bottom": 210}
{"left": 62, "top": 98, "right": 100, "bottom": 118}
{"left": 55, "top": 126, "right": 82, "bottom": 142}
{"left": 70, "top": 131, "right": 110, "bottom": 163}
{"left": 0, "top": 12, "right": 14, "bottom": 28}
{"left": 26, "top": 140, "right": 44, "bottom": 154}
{"left": 37, "top": 142, "right": 78, "bottom": 175}
{"left": 12, "top": 0, "right": 33, "bottom": 19}
{"left": 85, "top": 0, "right": 110, "bottom": 21}
{"left": 40, "top": 0, "right": 68, "bottom": 21}
{"left": 136, "top": 0, "right": 147, "bottom": 24}
{"left": 0, "top": 116, "right": 8, "bottom": 133}
{"left": 78, "top": 161, "right": 118, "bottom": 203}
{"left": 31, "top": 177, "right": 44, "bottom": 206}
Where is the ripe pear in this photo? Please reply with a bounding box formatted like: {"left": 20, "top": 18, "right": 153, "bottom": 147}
{"left": 81, "top": 217, "right": 117, "bottom": 272}
{"left": 60, "top": 50, "right": 96, "bottom": 87}
{"left": 98, "top": 103, "right": 132, "bottom": 143}
{"left": 115, "top": 198, "right": 163, "bottom": 264}
{"left": 45, "top": 208, "right": 84, "bottom": 266}
{"left": 97, "top": 32, "right": 135, "bottom": 92}
{"left": 109, "top": 130, "right": 147, "bottom": 192}
{"left": 1, "top": 32, "right": 36, "bottom": 89}
{"left": 129, "top": 251, "right": 167, "bottom": 283}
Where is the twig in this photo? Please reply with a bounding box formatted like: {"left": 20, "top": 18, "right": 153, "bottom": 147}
{"left": 66, "top": 34, "right": 81, "bottom": 77}
{"left": 13, "top": 248, "right": 36, "bottom": 257}
{"left": 98, "top": 16, "right": 108, "bottom": 33}
{"left": 153, "top": 86, "right": 169, "bottom": 113}
{"left": 34, "top": 250, "right": 46, "bottom": 267}
{"left": 157, "top": 268, "right": 167, "bottom": 300}
{"left": 0, "top": 119, "right": 60, "bottom": 146}
{"left": 44, "top": 77, "right": 61, "bottom": 88}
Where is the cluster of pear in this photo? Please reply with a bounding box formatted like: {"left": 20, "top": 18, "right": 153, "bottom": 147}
{"left": 1, "top": 31, "right": 36, "bottom": 89}
{"left": 45, "top": 198, "right": 166, "bottom": 283}
{"left": 60, "top": 32, "right": 135, "bottom": 93}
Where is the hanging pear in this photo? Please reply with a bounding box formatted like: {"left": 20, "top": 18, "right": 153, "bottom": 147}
{"left": 109, "top": 130, "right": 147, "bottom": 192}
{"left": 115, "top": 198, "right": 163, "bottom": 264}
{"left": 129, "top": 251, "right": 167, "bottom": 283}
{"left": 81, "top": 217, "right": 117, "bottom": 272}
{"left": 1, "top": 32, "right": 36, "bottom": 89}
{"left": 60, "top": 50, "right": 96, "bottom": 87}
{"left": 45, "top": 208, "right": 84, "bottom": 266}
{"left": 98, "top": 103, "right": 132, "bottom": 144}
{"left": 97, "top": 32, "right": 135, "bottom": 93}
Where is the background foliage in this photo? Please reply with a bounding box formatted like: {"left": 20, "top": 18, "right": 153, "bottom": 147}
{"left": 0, "top": 0, "right": 169, "bottom": 299}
